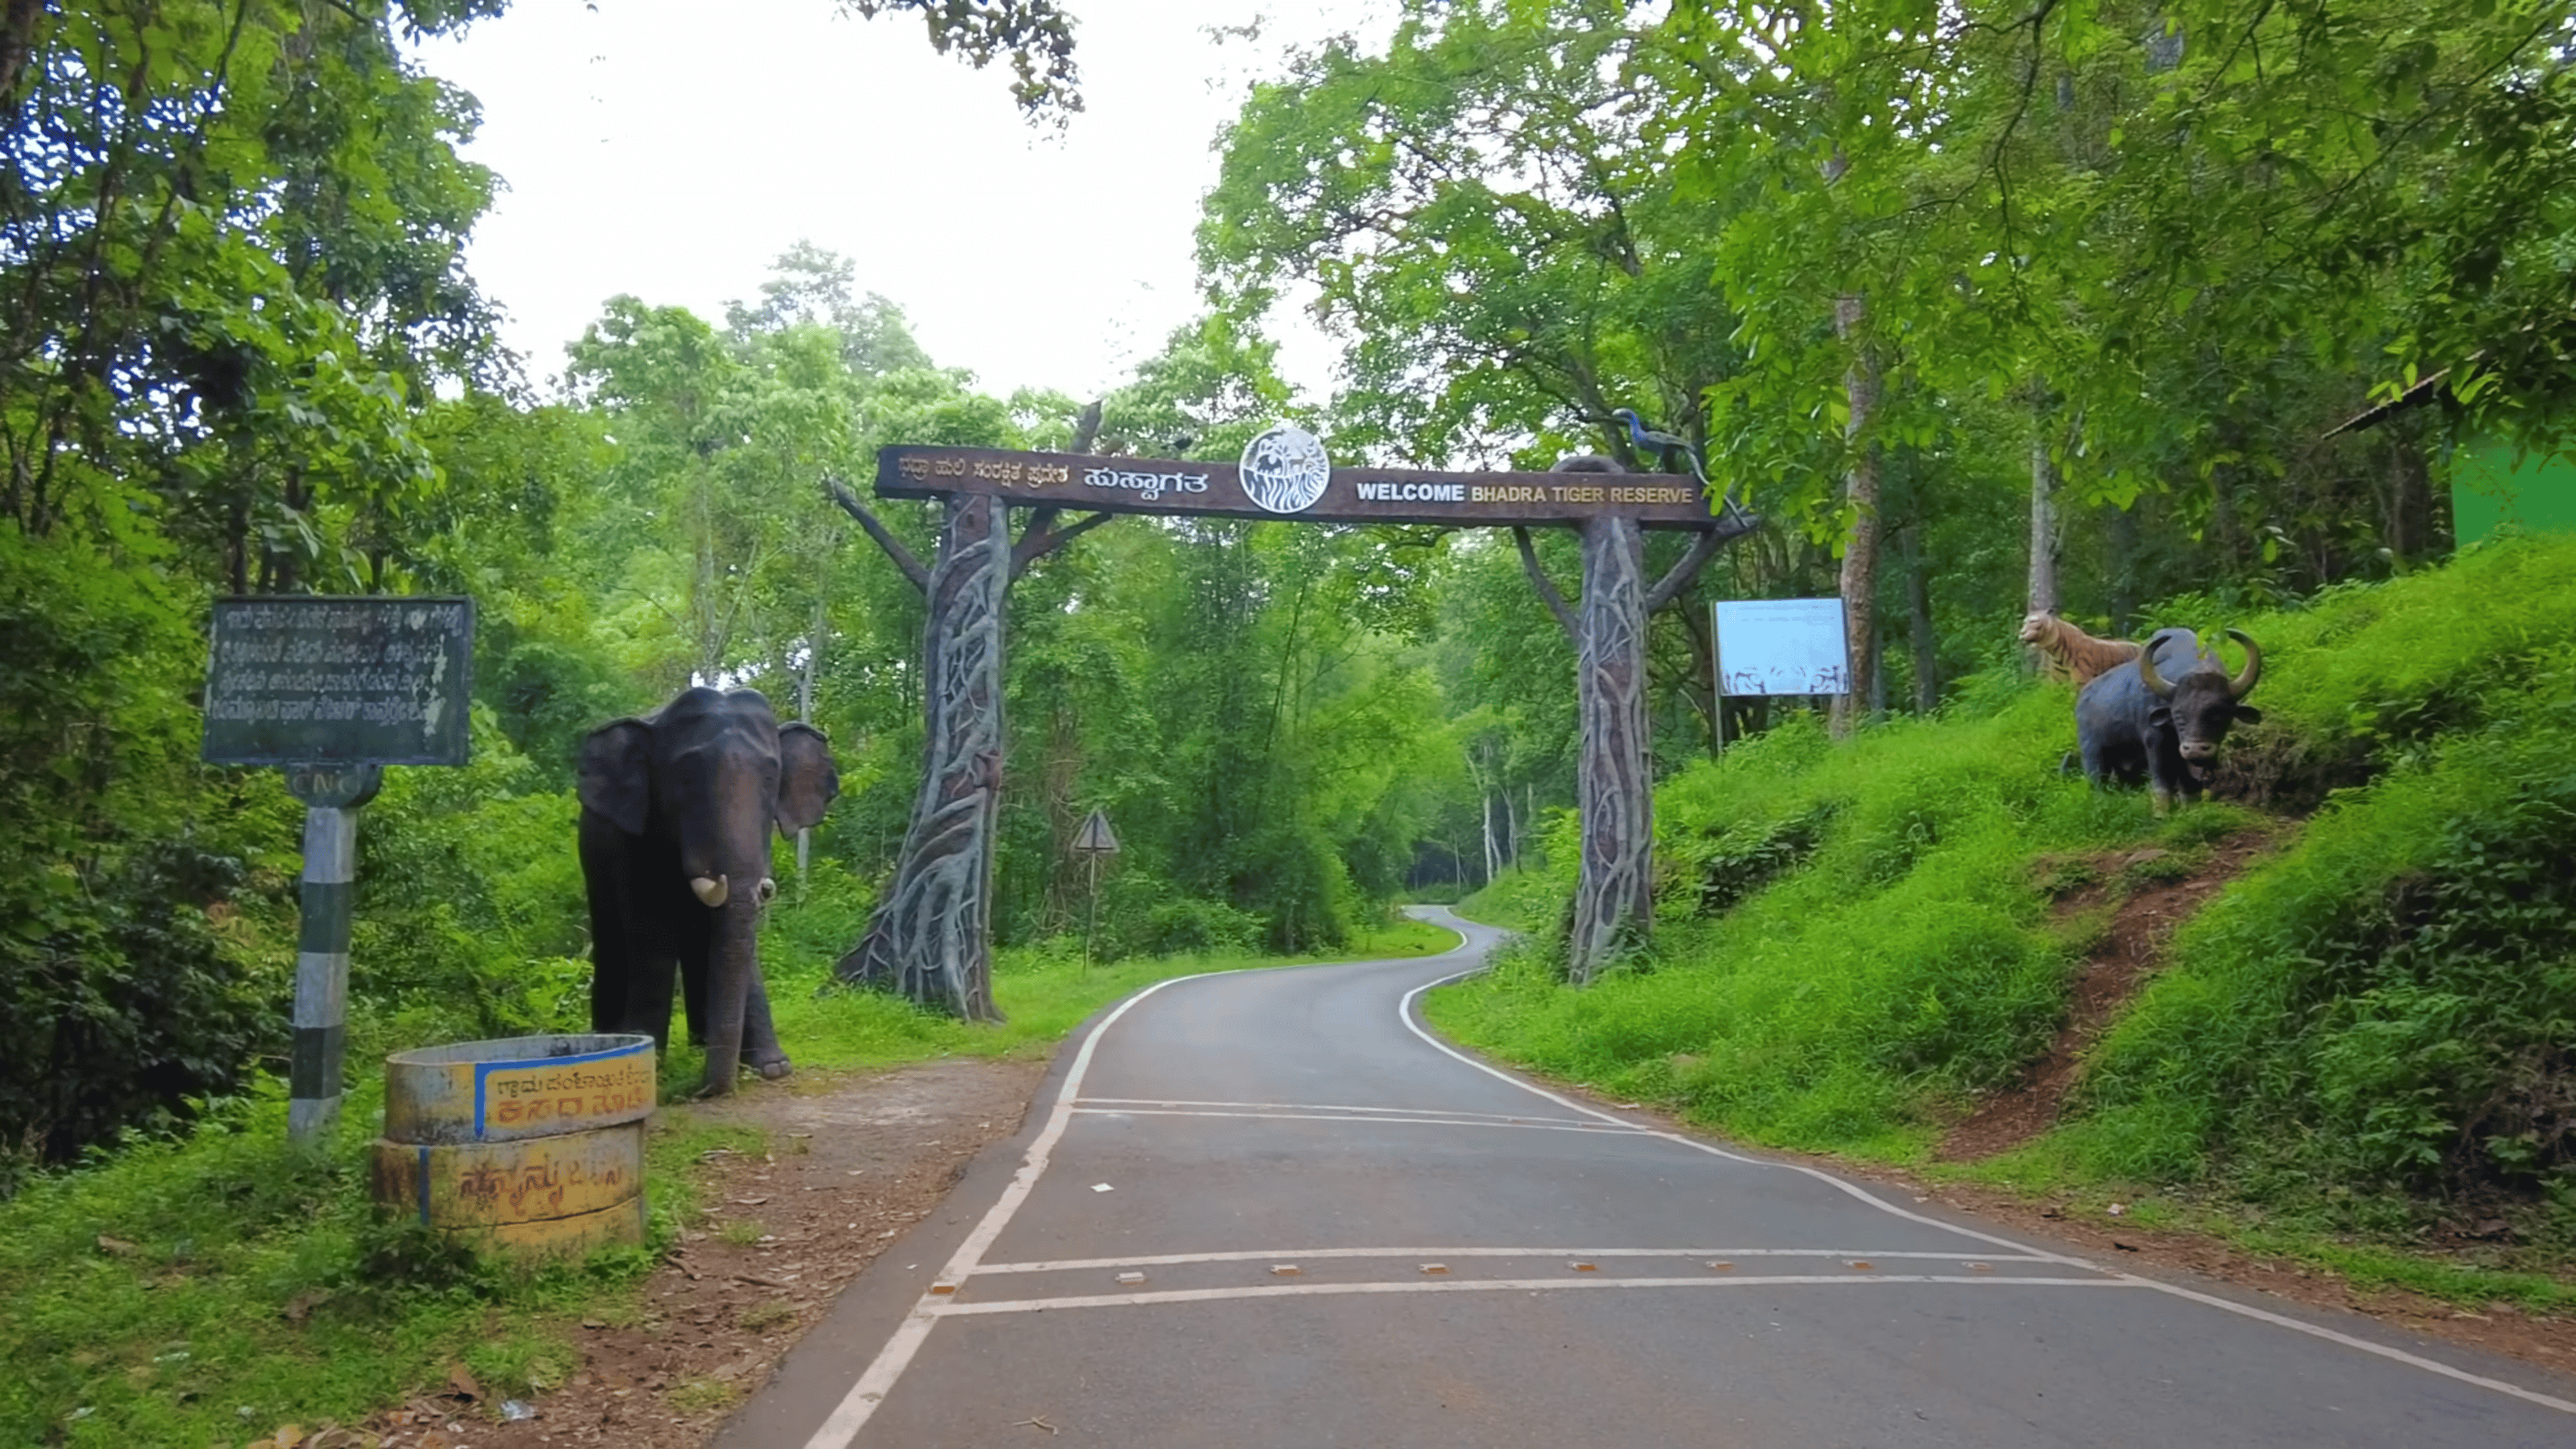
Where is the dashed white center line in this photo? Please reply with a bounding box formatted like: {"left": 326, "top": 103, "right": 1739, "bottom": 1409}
{"left": 1077, "top": 1096, "right": 1613, "bottom": 1129}
{"left": 938, "top": 1274, "right": 2141, "bottom": 1317}
{"left": 1071, "top": 1106, "right": 1640, "bottom": 1134}
{"left": 973, "top": 1247, "right": 2066, "bottom": 1275}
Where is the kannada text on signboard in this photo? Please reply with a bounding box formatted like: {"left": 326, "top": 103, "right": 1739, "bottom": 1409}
{"left": 203, "top": 596, "right": 475, "bottom": 765}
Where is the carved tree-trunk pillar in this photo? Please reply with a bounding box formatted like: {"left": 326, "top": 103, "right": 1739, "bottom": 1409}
{"left": 1570, "top": 513, "right": 1652, "bottom": 983}
{"left": 1515, "top": 453, "right": 1754, "bottom": 987}
{"left": 837, "top": 494, "right": 1006, "bottom": 1022}
{"left": 823, "top": 413, "right": 1112, "bottom": 1024}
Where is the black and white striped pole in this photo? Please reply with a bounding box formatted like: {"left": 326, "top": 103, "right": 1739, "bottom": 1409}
{"left": 284, "top": 762, "right": 380, "bottom": 1144}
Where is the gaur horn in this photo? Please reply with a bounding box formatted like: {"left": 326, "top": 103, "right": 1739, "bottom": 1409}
{"left": 2137, "top": 644, "right": 2176, "bottom": 700}
{"left": 690, "top": 873, "right": 730, "bottom": 908}
{"left": 2225, "top": 629, "right": 2263, "bottom": 698}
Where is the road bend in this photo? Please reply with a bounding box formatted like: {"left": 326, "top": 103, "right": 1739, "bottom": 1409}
{"left": 720, "top": 908, "right": 2576, "bottom": 1448}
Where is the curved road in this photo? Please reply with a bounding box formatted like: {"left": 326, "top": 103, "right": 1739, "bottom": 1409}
{"left": 720, "top": 909, "right": 2576, "bottom": 1446}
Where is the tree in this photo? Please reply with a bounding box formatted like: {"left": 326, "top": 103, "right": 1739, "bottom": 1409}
{"left": 1201, "top": 0, "right": 1748, "bottom": 465}
{"left": 1666, "top": 0, "right": 2576, "bottom": 567}
{"left": 0, "top": 0, "right": 514, "bottom": 1165}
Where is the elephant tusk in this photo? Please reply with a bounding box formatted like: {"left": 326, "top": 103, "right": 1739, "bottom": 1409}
{"left": 754, "top": 877, "right": 778, "bottom": 906}
{"left": 690, "top": 874, "right": 730, "bottom": 908}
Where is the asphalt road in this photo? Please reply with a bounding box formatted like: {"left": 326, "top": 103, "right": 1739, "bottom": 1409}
{"left": 721, "top": 908, "right": 2576, "bottom": 1447}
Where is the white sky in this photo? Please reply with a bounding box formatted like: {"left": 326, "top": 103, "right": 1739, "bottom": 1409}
{"left": 413, "top": 0, "right": 1391, "bottom": 404}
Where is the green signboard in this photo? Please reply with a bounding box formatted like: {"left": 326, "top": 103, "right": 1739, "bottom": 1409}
{"left": 202, "top": 596, "right": 475, "bottom": 766}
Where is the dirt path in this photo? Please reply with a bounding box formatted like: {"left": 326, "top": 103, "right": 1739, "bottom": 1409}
{"left": 366, "top": 1056, "right": 1044, "bottom": 1449}
{"left": 1938, "top": 830, "right": 2277, "bottom": 1161}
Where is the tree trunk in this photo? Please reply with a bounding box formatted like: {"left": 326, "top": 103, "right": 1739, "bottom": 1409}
{"left": 837, "top": 495, "right": 1006, "bottom": 1022}
{"left": 2028, "top": 419, "right": 2061, "bottom": 620}
{"left": 1481, "top": 788, "right": 1498, "bottom": 886}
{"left": 2385, "top": 419, "right": 2435, "bottom": 566}
{"left": 1829, "top": 294, "right": 1881, "bottom": 739}
{"left": 1903, "top": 525, "right": 1938, "bottom": 713}
{"left": 2106, "top": 501, "right": 2140, "bottom": 636}
{"left": 796, "top": 598, "right": 821, "bottom": 885}
{"left": 1568, "top": 514, "right": 1652, "bottom": 983}
{"left": 1680, "top": 600, "right": 1721, "bottom": 757}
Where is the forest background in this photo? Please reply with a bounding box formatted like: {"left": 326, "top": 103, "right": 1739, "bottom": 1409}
{"left": 4, "top": 0, "right": 2574, "bottom": 1198}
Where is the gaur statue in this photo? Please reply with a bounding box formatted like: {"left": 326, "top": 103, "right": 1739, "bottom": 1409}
{"left": 2074, "top": 628, "right": 2263, "bottom": 815}
{"left": 577, "top": 687, "right": 839, "bottom": 1094}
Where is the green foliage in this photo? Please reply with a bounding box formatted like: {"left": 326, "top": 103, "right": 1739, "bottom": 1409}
{"left": 349, "top": 714, "right": 590, "bottom": 1051}
{"left": 0, "top": 531, "right": 286, "bottom": 1175}
{"left": 1454, "top": 865, "right": 1564, "bottom": 932}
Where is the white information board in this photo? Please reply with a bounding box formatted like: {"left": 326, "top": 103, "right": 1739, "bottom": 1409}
{"left": 1713, "top": 598, "right": 1851, "bottom": 696}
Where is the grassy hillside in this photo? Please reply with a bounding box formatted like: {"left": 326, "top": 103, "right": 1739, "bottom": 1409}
{"left": 1429, "top": 534, "right": 2576, "bottom": 1266}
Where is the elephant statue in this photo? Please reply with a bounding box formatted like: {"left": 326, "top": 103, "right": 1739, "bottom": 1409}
{"left": 577, "top": 686, "right": 839, "bottom": 1095}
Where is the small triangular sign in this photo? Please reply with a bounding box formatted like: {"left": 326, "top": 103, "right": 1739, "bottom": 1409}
{"left": 1072, "top": 808, "right": 1120, "bottom": 855}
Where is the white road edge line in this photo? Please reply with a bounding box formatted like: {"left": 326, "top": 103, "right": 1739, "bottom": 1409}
{"left": 1070, "top": 1106, "right": 1638, "bottom": 1135}
{"left": 939, "top": 1274, "right": 2135, "bottom": 1316}
{"left": 798, "top": 966, "right": 1235, "bottom": 1449}
{"left": 1400, "top": 919, "right": 2576, "bottom": 1419}
{"left": 976, "top": 1247, "right": 2061, "bottom": 1275}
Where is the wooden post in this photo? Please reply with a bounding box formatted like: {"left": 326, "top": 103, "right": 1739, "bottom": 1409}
{"left": 284, "top": 762, "right": 381, "bottom": 1145}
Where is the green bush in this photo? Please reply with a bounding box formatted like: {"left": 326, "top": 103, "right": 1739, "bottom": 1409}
{"left": 1454, "top": 859, "right": 1567, "bottom": 932}
{"left": 348, "top": 712, "right": 591, "bottom": 1051}
{"left": 0, "top": 531, "right": 294, "bottom": 1174}
{"left": 1141, "top": 896, "right": 1267, "bottom": 957}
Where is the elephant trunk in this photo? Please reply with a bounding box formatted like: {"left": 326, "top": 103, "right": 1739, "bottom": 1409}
{"left": 700, "top": 893, "right": 759, "bottom": 1095}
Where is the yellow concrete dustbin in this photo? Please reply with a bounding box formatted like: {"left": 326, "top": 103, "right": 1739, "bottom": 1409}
{"left": 371, "top": 1032, "right": 656, "bottom": 1256}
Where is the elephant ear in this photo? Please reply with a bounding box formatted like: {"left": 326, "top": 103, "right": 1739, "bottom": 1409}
{"left": 577, "top": 720, "right": 655, "bottom": 837}
{"left": 775, "top": 722, "right": 841, "bottom": 834}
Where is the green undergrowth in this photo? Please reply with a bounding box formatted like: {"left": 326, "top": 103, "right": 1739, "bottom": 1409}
{"left": 0, "top": 916, "right": 1448, "bottom": 1446}
{"left": 1453, "top": 865, "right": 1560, "bottom": 930}
{"left": 1428, "top": 534, "right": 2576, "bottom": 1273}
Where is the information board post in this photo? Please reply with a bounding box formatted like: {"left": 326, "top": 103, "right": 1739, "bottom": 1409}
{"left": 284, "top": 763, "right": 382, "bottom": 1141}
{"left": 201, "top": 597, "right": 474, "bottom": 1147}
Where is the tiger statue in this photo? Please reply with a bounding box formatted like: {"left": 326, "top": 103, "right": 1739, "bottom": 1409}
{"left": 2020, "top": 611, "right": 2143, "bottom": 687}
